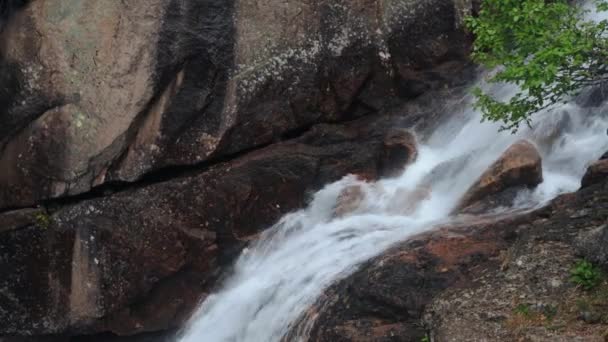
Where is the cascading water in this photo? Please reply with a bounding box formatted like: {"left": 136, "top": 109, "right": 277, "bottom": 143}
{"left": 180, "top": 10, "right": 608, "bottom": 340}
{"left": 178, "top": 81, "right": 608, "bottom": 342}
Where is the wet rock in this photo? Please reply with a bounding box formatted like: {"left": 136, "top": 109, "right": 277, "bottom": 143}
{"left": 0, "top": 115, "right": 418, "bottom": 337}
{"left": 426, "top": 153, "right": 476, "bottom": 184}
{"left": 300, "top": 217, "right": 511, "bottom": 342}
{"left": 306, "top": 176, "right": 608, "bottom": 342}
{"left": 0, "top": 0, "right": 478, "bottom": 339}
{"left": 0, "top": 0, "right": 473, "bottom": 209}
{"left": 581, "top": 159, "right": 608, "bottom": 188}
{"left": 455, "top": 140, "right": 543, "bottom": 213}
{"left": 458, "top": 187, "right": 523, "bottom": 215}
{"left": 332, "top": 129, "right": 418, "bottom": 217}
{"left": 379, "top": 129, "right": 418, "bottom": 177}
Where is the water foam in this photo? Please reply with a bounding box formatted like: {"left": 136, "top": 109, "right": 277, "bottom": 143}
{"left": 180, "top": 10, "right": 608, "bottom": 338}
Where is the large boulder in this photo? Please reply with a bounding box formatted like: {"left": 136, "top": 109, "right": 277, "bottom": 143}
{"left": 0, "top": 0, "right": 478, "bottom": 339}
{"left": 0, "top": 115, "right": 423, "bottom": 337}
{"left": 0, "top": 0, "right": 474, "bottom": 209}
{"left": 455, "top": 140, "right": 543, "bottom": 213}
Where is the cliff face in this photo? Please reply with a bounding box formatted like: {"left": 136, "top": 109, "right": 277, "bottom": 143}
{"left": 0, "top": 0, "right": 472, "bottom": 210}
{"left": 0, "top": 0, "right": 476, "bottom": 339}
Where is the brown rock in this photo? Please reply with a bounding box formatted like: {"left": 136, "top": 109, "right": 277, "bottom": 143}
{"left": 379, "top": 129, "right": 418, "bottom": 177}
{"left": 0, "top": 0, "right": 168, "bottom": 207}
{"left": 581, "top": 159, "right": 608, "bottom": 188}
{"left": 0, "top": 0, "right": 479, "bottom": 339}
{"left": 299, "top": 216, "right": 513, "bottom": 342}
{"left": 0, "top": 0, "right": 473, "bottom": 209}
{"left": 0, "top": 114, "right": 417, "bottom": 337}
{"left": 332, "top": 128, "right": 418, "bottom": 217}
{"left": 455, "top": 140, "right": 543, "bottom": 213}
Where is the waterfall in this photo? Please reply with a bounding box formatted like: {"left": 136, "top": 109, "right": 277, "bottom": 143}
{"left": 177, "top": 75, "right": 608, "bottom": 341}
{"left": 179, "top": 8, "right": 608, "bottom": 339}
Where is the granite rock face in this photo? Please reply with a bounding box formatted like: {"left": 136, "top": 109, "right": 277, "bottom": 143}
{"left": 0, "top": 115, "right": 422, "bottom": 336}
{"left": 0, "top": 0, "right": 480, "bottom": 339}
{"left": 0, "top": 0, "right": 474, "bottom": 209}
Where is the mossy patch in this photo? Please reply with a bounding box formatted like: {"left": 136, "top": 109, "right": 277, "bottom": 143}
{"left": 34, "top": 211, "right": 52, "bottom": 229}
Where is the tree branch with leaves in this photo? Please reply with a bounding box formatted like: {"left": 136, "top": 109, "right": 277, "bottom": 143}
{"left": 466, "top": 0, "right": 608, "bottom": 131}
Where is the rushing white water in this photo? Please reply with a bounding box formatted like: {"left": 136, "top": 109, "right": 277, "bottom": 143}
{"left": 178, "top": 77, "right": 608, "bottom": 341}
{"left": 180, "top": 9, "right": 608, "bottom": 339}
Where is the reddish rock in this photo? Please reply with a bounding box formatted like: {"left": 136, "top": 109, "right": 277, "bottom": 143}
{"left": 455, "top": 140, "right": 543, "bottom": 213}
{"left": 299, "top": 216, "right": 515, "bottom": 342}
{"left": 304, "top": 176, "right": 608, "bottom": 342}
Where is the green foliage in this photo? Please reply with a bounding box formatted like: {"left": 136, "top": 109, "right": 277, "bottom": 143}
{"left": 35, "top": 211, "right": 52, "bottom": 229}
{"left": 420, "top": 335, "right": 430, "bottom": 342}
{"left": 466, "top": 0, "right": 608, "bottom": 131}
{"left": 34, "top": 212, "right": 51, "bottom": 229}
{"left": 513, "top": 302, "right": 558, "bottom": 321}
{"left": 570, "top": 259, "right": 604, "bottom": 290}
{"left": 514, "top": 303, "right": 532, "bottom": 317}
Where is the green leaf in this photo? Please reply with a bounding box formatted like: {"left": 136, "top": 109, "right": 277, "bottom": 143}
{"left": 466, "top": 0, "right": 608, "bottom": 130}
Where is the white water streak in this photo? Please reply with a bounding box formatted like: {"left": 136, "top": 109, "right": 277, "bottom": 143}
{"left": 180, "top": 9, "right": 608, "bottom": 340}
{"left": 179, "top": 84, "right": 608, "bottom": 342}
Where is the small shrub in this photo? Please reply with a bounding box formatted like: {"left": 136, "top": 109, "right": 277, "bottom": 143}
{"left": 570, "top": 260, "right": 604, "bottom": 291}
